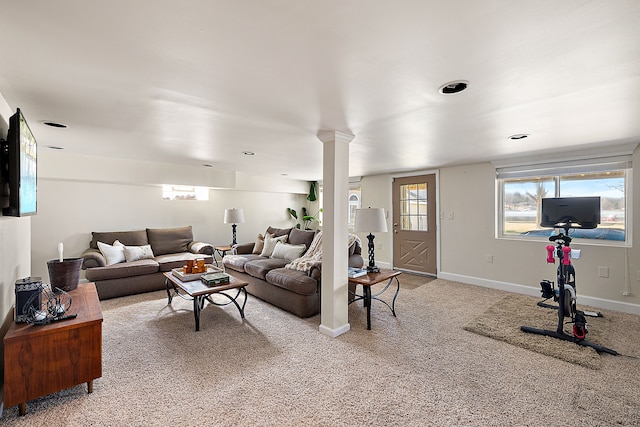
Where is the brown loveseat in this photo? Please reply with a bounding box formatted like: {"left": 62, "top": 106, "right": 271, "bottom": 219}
{"left": 81, "top": 226, "right": 213, "bottom": 300}
{"left": 223, "top": 226, "right": 363, "bottom": 318}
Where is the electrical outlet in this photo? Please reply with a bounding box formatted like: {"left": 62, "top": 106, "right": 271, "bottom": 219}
{"left": 598, "top": 266, "right": 609, "bottom": 278}
{"left": 447, "top": 211, "right": 454, "bottom": 220}
{"left": 485, "top": 254, "right": 493, "bottom": 263}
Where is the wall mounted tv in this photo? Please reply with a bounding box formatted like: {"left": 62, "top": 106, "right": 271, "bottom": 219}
{"left": 1, "top": 108, "right": 37, "bottom": 217}
{"left": 540, "top": 197, "right": 600, "bottom": 229}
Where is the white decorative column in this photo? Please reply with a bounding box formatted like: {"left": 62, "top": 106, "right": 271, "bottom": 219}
{"left": 317, "top": 130, "right": 354, "bottom": 337}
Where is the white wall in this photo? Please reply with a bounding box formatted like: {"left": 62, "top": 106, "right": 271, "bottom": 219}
{"left": 0, "top": 92, "right": 32, "bottom": 327}
{"left": 360, "top": 149, "right": 640, "bottom": 314}
{"left": 354, "top": 174, "right": 392, "bottom": 268}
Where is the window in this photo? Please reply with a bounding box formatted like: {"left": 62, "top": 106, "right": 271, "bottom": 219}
{"left": 348, "top": 190, "right": 361, "bottom": 229}
{"left": 497, "top": 157, "right": 631, "bottom": 243}
{"left": 399, "top": 182, "right": 428, "bottom": 231}
{"left": 162, "top": 185, "right": 209, "bottom": 201}
{"left": 318, "top": 180, "right": 362, "bottom": 230}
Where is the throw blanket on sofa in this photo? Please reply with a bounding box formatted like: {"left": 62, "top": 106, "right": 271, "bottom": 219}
{"left": 285, "top": 231, "right": 361, "bottom": 273}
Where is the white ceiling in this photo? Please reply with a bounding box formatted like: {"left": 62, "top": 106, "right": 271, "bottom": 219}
{"left": 1, "top": 1, "right": 639, "bottom": 181}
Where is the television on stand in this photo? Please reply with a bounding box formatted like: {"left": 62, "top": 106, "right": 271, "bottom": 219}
{"left": 1, "top": 108, "right": 38, "bottom": 217}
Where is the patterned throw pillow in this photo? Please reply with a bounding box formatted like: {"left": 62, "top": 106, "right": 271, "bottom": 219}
{"left": 123, "top": 244, "right": 155, "bottom": 262}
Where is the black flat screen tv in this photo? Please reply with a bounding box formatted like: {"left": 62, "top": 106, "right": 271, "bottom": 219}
{"left": 2, "top": 108, "right": 37, "bottom": 217}
{"left": 540, "top": 197, "right": 600, "bottom": 229}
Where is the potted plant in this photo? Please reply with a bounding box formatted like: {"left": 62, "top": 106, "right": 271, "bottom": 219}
{"left": 288, "top": 207, "right": 322, "bottom": 230}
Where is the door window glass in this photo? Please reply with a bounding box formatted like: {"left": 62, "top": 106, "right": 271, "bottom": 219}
{"left": 399, "top": 182, "right": 428, "bottom": 231}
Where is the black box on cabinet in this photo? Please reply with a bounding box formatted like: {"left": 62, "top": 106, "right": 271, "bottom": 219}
{"left": 14, "top": 277, "right": 42, "bottom": 323}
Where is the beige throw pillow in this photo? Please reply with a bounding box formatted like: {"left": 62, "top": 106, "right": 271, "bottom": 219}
{"left": 260, "top": 234, "right": 288, "bottom": 257}
{"left": 252, "top": 233, "right": 267, "bottom": 254}
{"left": 123, "top": 244, "right": 155, "bottom": 262}
{"left": 97, "top": 240, "right": 126, "bottom": 266}
{"left": 271, "top": 242, "right": 306, "bottom": 262}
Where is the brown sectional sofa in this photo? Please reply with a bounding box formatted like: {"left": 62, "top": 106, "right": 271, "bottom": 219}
{"left": 81, "top": 226, "right": 213, "bottom": 300}
{"left": 223, "top": 226, "right": 363, "bottom": 318}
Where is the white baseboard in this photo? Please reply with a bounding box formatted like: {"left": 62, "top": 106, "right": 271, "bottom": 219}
{"left": 438, "top": 271, "right": 640, "bottom": 315}
{"left": 319, "top": 323, "right": 350, "bottom": 338}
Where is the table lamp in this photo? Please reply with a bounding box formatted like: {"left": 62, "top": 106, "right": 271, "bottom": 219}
{"left": 354, "top": 207, "right": 388, "bottom": 273}
{"left": 224, "top": 208, "right": 245, "bottom": 245}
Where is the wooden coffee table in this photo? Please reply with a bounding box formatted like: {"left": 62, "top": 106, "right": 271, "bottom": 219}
{"left": 163, "top": 272, "right": 248, "bottom": 331}
{"left": 348, "top": 269, "right": 401, "bottom": 330}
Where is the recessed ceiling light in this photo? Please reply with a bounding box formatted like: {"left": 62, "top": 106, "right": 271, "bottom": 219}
{"left": 203, "top": 164, "right": 213, "bottom": 167}
{"left": 508, "top": 134, "right": 530, "bottom": 140}
{"left": 42, "top": 121, "right": 68, "bottom": 128}
{"left": 242, "top": 151, "right": 255, "bottom": 156}
{"left": 439, "top": 80, "right": 469, "bottom": 95}
{"left": 47, "top": 145, "right": 64, "bottom": 150}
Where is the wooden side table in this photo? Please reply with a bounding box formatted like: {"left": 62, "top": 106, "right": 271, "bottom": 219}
{"left": 214, "top": 245, "right": 233, "bottom": 267}
{"left": 3, "top": 283, "right": 103, "bottom": 416}
{"left": 348, "top": 269, "right": 401, "bottom": 330}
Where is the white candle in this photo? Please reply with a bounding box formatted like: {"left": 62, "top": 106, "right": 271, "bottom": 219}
{"left": 58, "top": 242, "right": 64, "bottom": 262}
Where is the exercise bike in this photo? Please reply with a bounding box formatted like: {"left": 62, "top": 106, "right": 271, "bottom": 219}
{"left": 538, "top": 239, "right": 602, "bottom": 322}
{"left": 521, "top": 197, "right": 617, "bottom": 355}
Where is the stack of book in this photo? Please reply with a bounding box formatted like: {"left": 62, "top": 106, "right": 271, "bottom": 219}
{"left": 348, "top": 267, "right": 368, "bottom": 278}
{"left": 201, "top": 272, "right": 230, "bottom": 286}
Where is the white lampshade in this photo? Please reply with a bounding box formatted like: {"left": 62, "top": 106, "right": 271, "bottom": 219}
{"left": 224, "top": 208, "right": 245, "bottom": 224}
{"left": 354, "top": 207, "right": 388, "bottom": 233}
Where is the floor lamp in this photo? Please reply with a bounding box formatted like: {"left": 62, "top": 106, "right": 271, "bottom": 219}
{"left": 354, "top": 207, "right": 388, "bottom": 273}
{"left": 224, "top": 208, "right": 245, "bottom": 245}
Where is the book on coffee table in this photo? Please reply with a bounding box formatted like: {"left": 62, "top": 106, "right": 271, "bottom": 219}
{"left": 201, "top": 272, "right": 230, "bottom": 286}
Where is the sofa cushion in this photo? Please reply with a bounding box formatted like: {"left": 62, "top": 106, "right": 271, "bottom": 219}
{"left": 244, "top": 258, "right": 288, "bottom": 280}
{"left": 147, "top": 226, "right": 193, "bottom": 256}
{"left": 265, "top": 268, "right": 318, "bottom": 296}
{"left": 288, "top": 228, "right": 316, "bottom": 252}
{"left": 271, "top": 242, "right": 306, "bottom": 262}
{"left": 154, "top": 253, "right": 214, "bottom": 272}
{"left": 223, "top": 254, "right": 264, "bottom": 273}
{"left": 266, "top": 226, "right": 293, "bottom": 238}
{"left": 85, "top": 258, "right": 159, "bottom": 281}
{"left": 90, "top": 230, "right": 148, "bottom": 250}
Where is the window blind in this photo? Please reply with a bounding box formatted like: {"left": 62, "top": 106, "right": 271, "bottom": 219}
{"left": 496, "top": 156, "right": 632, "bottom": 180}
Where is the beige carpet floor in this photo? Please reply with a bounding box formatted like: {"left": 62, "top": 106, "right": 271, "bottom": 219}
{"left": 2, "top": 277, "right": 639, "bottom": 426}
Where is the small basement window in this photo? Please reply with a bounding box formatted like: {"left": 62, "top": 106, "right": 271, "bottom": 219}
{"left": 162, "top": 185, "right": 209, "bottom": 201}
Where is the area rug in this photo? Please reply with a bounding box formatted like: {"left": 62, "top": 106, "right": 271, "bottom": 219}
{"left": 463, "top": 293, "right": 612, "bottom": 369}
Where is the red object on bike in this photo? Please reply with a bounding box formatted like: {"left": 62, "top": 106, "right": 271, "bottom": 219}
{"left": 546, "top": 245, "right": 555, "bottom": 263}
{"left": 562, "top": 246, "right": 571, "bottom": 265}
{"left": 573, "top": 324, "right": 586, "bottom": 339}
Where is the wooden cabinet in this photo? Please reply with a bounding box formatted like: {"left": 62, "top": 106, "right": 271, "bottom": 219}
{"left": 3, "top": 283, "right": 103, "bottom": 415}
